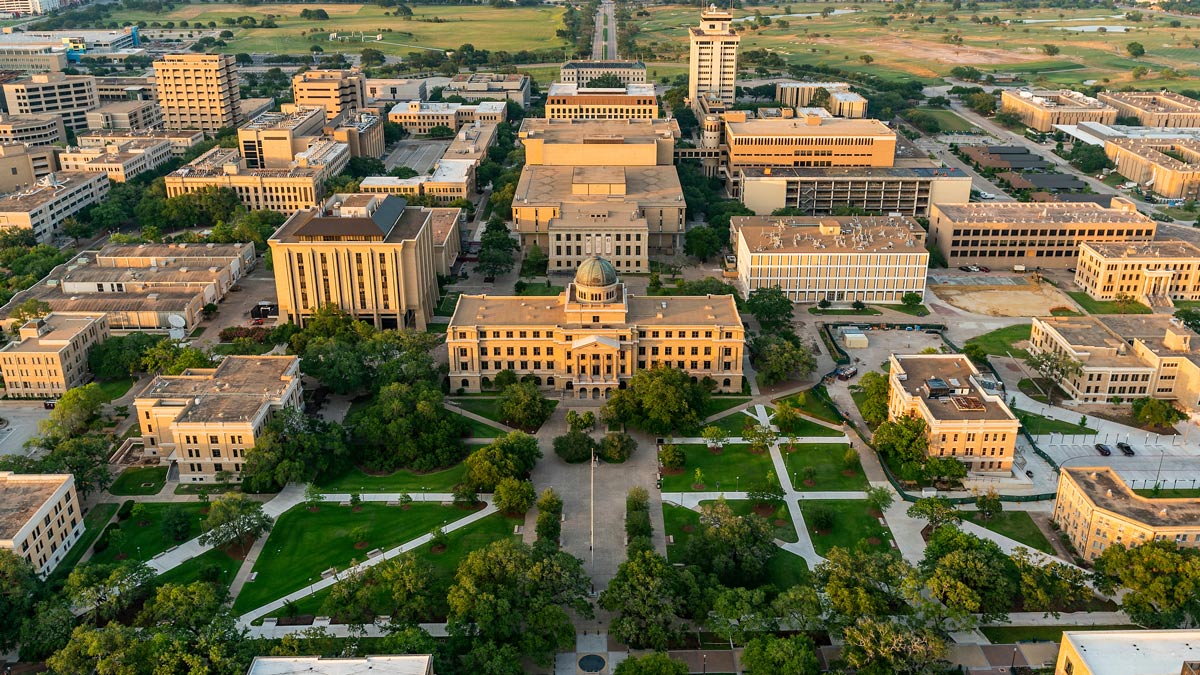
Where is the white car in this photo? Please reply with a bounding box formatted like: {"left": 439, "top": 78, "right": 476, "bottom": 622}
{"left": 978, "top": 191, "right": 996, "bottom": 200}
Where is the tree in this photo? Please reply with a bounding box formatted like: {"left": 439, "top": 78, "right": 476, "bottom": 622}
{"left": 745, "top": 285, "right": 794, "bottom": 332}
{"left": 87, "top": 332, "right": 161, "bottom": 380}
{"left": 1127, "top": 41, "right": 1145, "bottom": 56}
{"left": 1026, "top": 350, "right": 1082, "bottom": 402}
{"left": 585, "top": 73, "right": 625, "bottom": 88}
{"left": 601, "top": 367, "right": 712, "bottom": 434}
{"left": 901, "top": 292, "right": 923, "bottom": 309}
{"left": 962, "top": 342, "right": 989, "bottom": 364}
{"left": 10, "top": 297, "right": 50, "bottom": 324}
{"left": 708, "top": 586, "right": 775, "bottom": 646}
{"left": 747, "top": 470, "right": 785, "bottom": 506}
{"left": 198, "top": 493, "right": 272, "bottom": 553}
{"left": 740, "top": 634, "right": 821, "bottom": 674}
{"left": 1066, "top": 143, "right": 1114, "bottom": 173}
{"left": 866, "top": 485, "right": 895, "bottom": 514}
{"left": 494, "top": 477, "right": 535, "bottom": 515}
{"left": 974, "top": 488, "right": 1002, "bottom": 520}
{"left": 41, "top": 382, "right": 106, "bottom": 437}
{"left": 553, "top": 429, "right": 597, "bottom": 463}
{"left": 920, "top": 526, "right": 1017, "bottom": 623}
{"left": 1010, "top": 547, "right": 1089, "bottom": 617}
{"left": 684, "top": 225, "right": 724, "bottom": 261}
{"left": 841, "top": 617, "right": 948, "bottom": 675}
{"left": 360, "top": 47, "right": 386, "bottom": 66}
{"left": 65, "top": 560, "right": 155, "bottom": 623}
{"left": 815, "top": 547, "right": 914, "bottom": 626}
{"left": 750, "top": 332, "right": 817, "bottom": 385}
{"left": 851, "top": 370, "right": 890, "bottom": 427}
{"left": 684, "top": 497, "right": 776, "bottom": 585}
{"left": 242, "top": 407, "right": 351, "bottom": 492}
{"left": 600, "top": 431, "right": 637, "bottom": 463}
{"left": 427, "top": 124, "right": 456, "bottom": 139}
{"left": 0, "top": 551, "right": 37, "bottom": 651}
{"left": 659, "top": 443, "right": 684, "bottom": 469}
{"left": 160, "top": 505, "right": 193, "bottom": 542}
{"left": 965, "top": 91, "right": 997, "bottom": 115}
{"left": 701, "top": 425, "right": 727, "bottom": 450}
{"left": 1132, "top": 398, "right": 1186, "bottom": 429}
{"left": 1041, "top": 43, "right": 1060, "bottom": 55}
{"left": 612, "top": 652, "right": 689, "bottom": 675}
{"left": 600, "top": 550, "right": 699, "bottom": 650}
{"left": 566, "top": 410, "right": 595, "bottom": 433}
{"left": 18, "top": 599, "right": 74, "bottom": 661}
{"left": 743, "top": 423, "right": 778, "bottom": 454}
{"left": 140, "top": 338, "right": 213, "bottom": 376}
{"left": 1093, "top": 541, "right": 1200, "bottom": 628}
{"left": 907, "top": 497, "right": 962, "bottom": 530}
{"left": 1176, "top": 308, "right": 1200, "bottom": 333}
{"left": 498, "top": 381, "right": 555, "bottom": 430}
{"left": 535, "top": 488, "right": 563, "bottom": 547}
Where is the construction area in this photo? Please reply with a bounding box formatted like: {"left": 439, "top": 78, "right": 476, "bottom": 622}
{"left": 929, "top": 276, "right": 1077, "bottom": 317}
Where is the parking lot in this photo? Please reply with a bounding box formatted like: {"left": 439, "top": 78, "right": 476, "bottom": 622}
{"left": 1037, "top": 438, "right": 1200, "bottom": 490}
{"left": 0, "top": 401, "right": 52, "bottom": 456}
{"left": 384, "top": 139, "right": 451, "bottom": 174}
{"left": 928, "top": 274, "right": 1028, "bottom": 287}
{"left": 191, "top": 263, "right": 279, "bottom": 348}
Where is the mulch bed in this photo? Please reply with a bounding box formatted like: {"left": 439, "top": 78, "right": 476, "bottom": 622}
{"left": 430, "top": 543, "right": 447, "bottom": 554}
{"left": 752, "top": 504, "right": 775, "bottom": 517}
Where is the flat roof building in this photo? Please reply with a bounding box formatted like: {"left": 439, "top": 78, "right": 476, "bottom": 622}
{"left": 927, "top": 198, "right": 1156, "bottom": 268}
{"left": 689, "top": 5, "right": 740, "bottom": 114}
{"left": 519, "top": 117, "right": 678, "bottom": 167}
{"left": 0, "top": 142, "right": 58, "bottom": 193}
{"left": 545, "top": 82, "right": 658, "bottom": 120}
{"left": 0, "top": 172, "right": 109, "bottom": 245}
{"left": 1075, "top": 240, "right": 1200, "bottom": 308}
{"left": 443, "top": 72, "right": 529, "bottom": 107}
{"left": 0, "top": 472, "right": 83, "bottom": 575}
{"left": 442, "top": 121, "right": 498, "bottom": 164}
{"left": 246, "top": 656, "right": 433, "bottom": 675}
{"left": 739, "top": 165, "right": 972, "bottom": 217}
{"left": 387, "top": 100, "right": 506, "bottom": 135}
{"left": 0, "top": 45, "right": 66, "bottom": 73}
{"left": 1097, "top": 90, "right": 1200, "bottom": 128}
{"left": 85, "top": 99, "right": 162, "bottom": 131}
{"left": 135, "top": 356, "right": 302, "bottom": 482}
{"left": 2, "top": 73, "right": 98, "bottom": 131}
{"left": 731, "top": 214, "right": 928, "bottom": 304}
{"left": 94, "top": 75, "right": 155, "bottom": 102}
{"left": 292, "top": 68, "right": 365, "bottom": 121}
{"left": 77, "top": 128, "right": 204, "bottom": 157}
{"left": 58, "top": 138, "right": 174, "bottom": 182}
{"left": 775, "top": 81, "right": 867, "bottom": 118}
{"left": 1105, "top": 137, "right": 1200, "bottom": 201}
{"left": 1000, "top": 89, "right": 1117, "bottom": 132}
{"left": 153, "top": 53, "right": 243, "bottom": 132}
{"left": 164, "top": 143, "right": 349, "bottom": 214}
{"left": 559, "top": 60, "right": 646, "bottom": 86}
{"left": 325, "top": 109, "right": 385, "bottom": 160}
{"left": 360, "top": 158, "right": 475, "bottom": 204}
{"left": 0, "top": 313, "right": 109, "bottom": 399}
{"left": 1056, "top": 629, "right": 1200, "bottom": 675}
{"left": 0, "top": 113, "right": 64, "bottom": 146}
{"left": 889, "top": 353, "right": 1020, "bottom": 473}
{"left": 364, "top": 78, "right": 427, "bottom": 104}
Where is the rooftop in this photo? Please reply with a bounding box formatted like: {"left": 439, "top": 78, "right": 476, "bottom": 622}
{"left": 247, "top": 656, "right": 432, "bottom": 675}
{"left": 449, "top": 290, "right": 741, "bottom": 328}
{"left": 1100, "top": 90, "right": 1200, "bottom": 114}
{"left": 891, "top": 354, "right": 1016, "bottom": 422}
{"left": 0, "top": 172, "right": 105, "bottom": 211}
{"left": 443, "top": 122, "right": 497, "bottom": 161}
{"left": 1008, "top": 89, "right": 1113, "bottom": 110}
{"left": 561, "top": 59, "right": 646, "bottom": 69}
{"left": 1034, "top": 316, "right": 1146, "bottom": 369}
{"left": 272, "top": 194, "right": 429, "bottom": 244}
{"left": 95, "top": 242, "right": 252, "bottom": 261}
{"left": 932, "top": 199, "right": 1151, "bottom": 224}
{"left": 740, "top": 166, "right": 968, "bottom": 180}
{"left": 427, "top": 208, "right": 460, "bottom": 245}
{"left": 2, "top": 314, "right": 104, "bottom": 354}
{"left": 1064, "top": 467, "right": 1200, "bottom": 528}
{"left": 1084, "top": 240, "right": 1200, "bottom": 260}
{"left": 1061, "top": 629, "right": 1200, "bottom": 675}
{"left": 0, "top": 472, "right": 70, "bottom": 540}
{"left": 91, "top": 99, "right": 156, "bottom": 114}
{"left": 139, "top": 356, "right": 298, "bottom": 425}
{"left": 429, "top": 159, "right": 473, "bottom": 183}
{"left": 547, "top": 82, "right": 657, "bottom": 97}
{"left": 0, "top": 113, "right": 63, "bottom": 129}
{"left": 513, "top": 164, "right": 683, "bottom": 208}
{"left": 776, "top": 81, "right": 852, "bottom": 90}
{"left": 519, "top": 117, "right": 679, "bottom": 143}
{"left": 1107, "top": 137, "right": 1200, "bottom": 170}
{"left": 731, "top": 214, "right": 926, "bottom": 255}
{"left": 240, "top": 106, "right": 325, "bottom": 132}
{"left": 725, "top": 115, "right": 894, "bottom": 138}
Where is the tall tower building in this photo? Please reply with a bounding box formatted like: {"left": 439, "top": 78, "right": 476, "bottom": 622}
{"left": 688, "top": 4, "right": 740, "bottom": 114}
{"left": 292, "top": 69, "right": 366, "bottom": 121}
{"left": 153, "top": 53, "right": 243, "bottom": 132}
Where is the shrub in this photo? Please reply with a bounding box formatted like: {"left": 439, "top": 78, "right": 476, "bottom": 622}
{"left": 625, "top": 509, "right": 653, "bottom": 540}
{"left": 600, "top": 432, "right": 637, "bottom": 463}
{"left": 553, "top": 430, "right": 597, "bottom": 463}
{"left": 659, "top": 443, "right": 685, "bottom": 469}
{"left": 116, "top": 500, "right": 134, "bottom": 521}
{"left": 198, "top": 563, "right": 223, "bottom": 583}
{"left": 809, "top": 505, "right": 835, "bottom": 532}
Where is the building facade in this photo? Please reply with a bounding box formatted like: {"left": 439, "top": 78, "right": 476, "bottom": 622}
{"left": 731, "top": 215, "right": 928, "bottom": 304}
{"left": 739, "top": 166, "right": 972, "bottom": 217}
{"left": 164, "top": 143, "right": 349, "bottom": 213}
{"left": 0, "top": 142, "right": 57, "bottom": 193}
{"left": 360, "top": 158, "right": 475, "bottom": 204}
{"left": 0, "top": 172, "right": 110, "bottom": 245}
{"left": 1075, "top": 240, "right": 1200, "bottom": 305}
{"left": 1105, "top": 137, "right": 1200, "bottom": 201}
{"left": 559, "top": 60, "right": 647, "bottom": 85}
{"left": 775, "top": 81, "right": 867, "bottom": 118}
{"left": 58, "top": 138, "right": 174, "bottom": 182}
{"left": 135, "top": 356, "right": 303, "bottom": 482}
{"left": 443, "top": 72, "right": 529, "bottom": 107}
{"left": 247, "top": 656, "right": 433, "bottom": 675}
{"left": 364, "top": 78, "right": 427, "bottom": 104}
{"left": 888, "top": 353, "right": 1019, "bottom": 473}
{"left": 292, "top": 69, "right": 365, "bottom": 121}
{"left": 0, "top": 313, "right": 109, "bottom": 399}
{"left": 2, "top": 73, "right": 98, "bottom": 130}
{"left": 0, "top": 113, "right": 64, "bottom": 146}
{"left": 77, "top": 128, "right": 204, "bottom": 157}
{"left": 447, "top": 257, "right": 745, "bottom": 396}
{"left": 927, "top": 198, "right": 1156, "bottom": 269}
{"left": 387, "top": 100, "right": 506, "bottom": 135}
{"left": 85, "top": 99, "right": 162, "bottom": 131}
{"left": 153, "top": 53, "right": 243, "bottom": 132}
{"left": 1056, "top": 629, "right": 1200, "bottom": 675}
{"left": 688, "top": 5, "right": 739, "bottom": 113}
{"left": 1097, "top": 90, "right": 1200, "bottom": 128}
{"left": 545, "top": 83, "right": 658, "bottom": 120}
{"left": 0, "top": 46, "right": 66, "bottom": 73}
{"left": 0, "top": 472, "right": 82, "bottom": 576}
{"left": 1000, "top": 89, "right": 1118, "bottom": 132}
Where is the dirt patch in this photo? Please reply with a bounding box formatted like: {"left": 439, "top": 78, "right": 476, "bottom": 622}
{"left": 708, "top": 446, "right": 724, "bottom": 455}
{"left": 353, "top": 541, "right": 368, "bottom": 550}
{"left": 692, "top": 483, "right": 707, "bottom": 490}
{"left": 774, "top": 518, "right": 789, "bottom": 527}
{"left": 866, "top": 537, "right": 882, "bottom": 546}
{"left": 681, "top": 524, "right": 695, "bottom": 533}
{"left": 931, "top": 282, "right": 1076, "bottom": 317}
{"left": 842, "top": 469, "right": 858, "bottom": 477}
{"left": 662, "top": 467, "right": 685, "bottom": 476}
{"left": 429, "top": 543, "right": 447, "bottom": 554}
{"left": 752, "top": 504, "right": 775, "bottom": 517}
{"left": 838, "top": 36, "right": 1044, "bottom": 65}
{"left": 803, "top": 479, "right": 817, "bottom": 487}
{"left": 1075, "top": 402, "right": 1179, "bottom": 435}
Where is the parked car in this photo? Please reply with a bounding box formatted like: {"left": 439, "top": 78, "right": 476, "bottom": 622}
{"left": 978, "top": 266, "right": 991, "bottom": 273}
{"left": 1025, "top": 470, "right": 1034, "bottom": 478}
{"left": 251, "top": 318, "right": 264, "bottom": 326}
{"left": 958, "top": 265, "right": 974, "bottom": 272}
{"left": 1117, "top": 442, "right": 1135, "bottom": 456}
{"left": 43, "top": 399, "right": 57, "bottom": 410}
{"left": 979, "top": 191, "right": 996, "bottom": 200}
{"left": 1095, "top": 443, "right": 1113, "bottom": 457}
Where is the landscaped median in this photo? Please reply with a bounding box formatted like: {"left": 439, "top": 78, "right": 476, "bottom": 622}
{"left": 961, "top": 511, "right": 1054, "bottom": 555}
{"left": 659, "top": 444, "right": 778, "bottom": 493}
{"left": 662, "top": 503, "right": 810, "bottom": 590}
{"left": 797, "top": 500, "right": 893, "bottom": 556}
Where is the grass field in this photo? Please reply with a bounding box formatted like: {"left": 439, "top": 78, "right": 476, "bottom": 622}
{"left": 1134, "top": 487, "right": 1200, "bottom": 498}
{"left": 701, "top": 499, "right": 798, "bottom": 543}
{"left": 96, "top": 377, "right": 135, "bottom": 402}
{"left": 449, "top": 397, "right": 557, "bottom": 432}
{"left": 1015, "top": 408, "right": 1095, "bottom": 436}
{"left": 317, "top": 464, "right": 467, "bottom": 493}
{"left": 156, "top": 547, "right": 243, "bottom": 588}
{"left": 108, "top": 466, "right": 168, "bottom": 496}
{"left": 91, "top": 503, "right": 209, "bottom": 566}
{"left": 964, "top": 324, "right": 1032, "bottom": 360}
{"left": 962, "top": 511, "right": 1054, "bottom": 554}
{"left": 1067, "top": 291, "right": 1152, "bottom": 315}
{"left": 774, "top": 387, "right": 844, "bottom": 424}
{"left": 980, "top": 625, "right": 1139, "bottom": 644}
{"left": 662, "top": 504, "right": 700, "bottom": 564}
{"left": 49, "top": 503, "right": 118, "bottom": 581}
{"left": 661, "top": 444, "right": 778, "bottom": 492}
{"left": 782, "top": 443, "right": 867, "bottom": 491}
{"left": 702, "top": 396, "right": 753, "bottom": 418}
{"left": 446, "top": 409, "right": 503, "bottom": 439}
{"left": 708, "top": 409, "right": 760, "bottom": 436}
{"left": 662, "top": 503, "right": 810, "bottom": 589}
{"left": 798, "top": 500, "right": 892, "bottom": 556}
{"left": 911, "top": 108, "right": 978, "bottom": 133}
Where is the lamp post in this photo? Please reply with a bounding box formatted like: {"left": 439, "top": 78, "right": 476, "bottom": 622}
{"left": 736, "top": 475, "right": 740, "bottom": 492}
{"left": 1010, "top": 646, "right": 1017, "bottom": 671}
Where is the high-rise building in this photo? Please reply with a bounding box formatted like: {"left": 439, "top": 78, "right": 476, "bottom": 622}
{"left": 153, "top": 53, "right": 243, "bottom": 132}
{"left": 292, "top": 69, "right": 365, "bottom": 121}
{"left": 1, "top": 73, "right": 99, "bottom": 131}
{"left": 688, "top": 4, "right": 739, "bottom": 113}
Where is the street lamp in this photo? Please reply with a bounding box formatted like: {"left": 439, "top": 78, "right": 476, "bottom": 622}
{"left": 736, "top": 476, "right": 740, "bottom": 492}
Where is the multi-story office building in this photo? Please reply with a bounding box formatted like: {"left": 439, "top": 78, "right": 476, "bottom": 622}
{"left": 326, "top": 110, "right": 384, "bottom": 160}
{"left": 236, "top": 105, "right": 327, "bottom": 168}
{"left": 1097, "top": 90, "right": 1200, "bottom": 128}
{"left": 135, "top": 356, "right": 303, "bottom": 482}
{"left": 1055, "top": 629, "right": 1200, "bottom": 675}
{"left": 887, "top": 353, "right": 1019, "bottom": 473}
{"left": 1074, "top": 240, "right": 1200, "bottom": 306}
{"left": 1, "top": 73, "right": 98, "bottom": 131}
{"left": 429, "top": 207, "right": 460, "bottom": 277}
{"left": 775, "top": 81, "right": 868, "bottom": 118}
{"left": 0, "top": 313, "right": 109, "bottom": 399}
{"left": 519, "top": 117, "right": 678, "bottom": 167}
{"left": 559, "top": 60, "right": 647, "bottom": 86}
{"left": 363, "top": 78, "right": 427, "bottom": 104}
{"left": 739, "top": 166, "right": 972, "bottom": 216}
{"left": 361, "top": 159, "right": 476, "bottom": 204}
{"left": 442, "top": 121, "right": 497, "bottom": 164}
{"left": 291, "top": 69, "right": 365, "bottom": 121}
{"left": 0, "top": 46, "right": 65, "bottom": 73}
{"left": 94, "top": 241, "right": 255, "bottom": 278}
{"left": 927, "top": 198, "right": 1156, "bottom": 269}
{"left": 0, "top": 113, "right": 64, "bottom": 146}
{"left": 447, "top": 257, "right": 744, "bottom": 396}
{"left": 153, "top": 53, "right": 243, "bottom": 132}
{"left": 269, "top": 193, "right": 442, "bottom": 330}
{"left": 0, "top": 27, "right": 139, "bottom": 54}
{"left": 0, "top": 142, "right": 57, "bottom": 192}
{"left": 730, "top": 215, "right": 928, "bottom": 304}
{"left": 58, "top": 138, "right": 173, "bottom": 182}
{"left": 94, "top": 75, "right": 155, "bottom": 102}
{"left": 85, "top": 99, "right": 162, "bottom": 131}
{"left": 1105, "top": 137, "right": 1200, "bottom": 200}
{"left": 0, "top": 172, "right": 109, "bottom": 245}
{"left": 77, "top": 128, "right": 204, "bottom": 157}
{"left": 1000, "top": 89, "right": 1117, "bottom": 132}
{"left": 0, "top": 472, "right": 82, "bottom": 575}
{"left": 387, "top": 100, "right": 506, "bottom": 134}
{"left": 1054, "top": 466, "right": 1200, "bottom": 560}
{"left": 164, "top": 143, "right": 349, "bottom": 213}
{"left": 545, "top": 82, "right": 658, "bottom": 120}
{"left": 443, "top": 72, "right": 530, "bottom": 107}
{"left": 689, "top": 5, "right": 740, "bottom": 113}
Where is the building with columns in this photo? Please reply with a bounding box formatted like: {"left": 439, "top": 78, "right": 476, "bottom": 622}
{"left": 447, "top": 257, "right": 744, "bottom": 398}
{"left": 1074, "top": 240, "right": 1200, "bottom": 307}
{"left": 688, "top": 5, "right": 739, "bottom": 114}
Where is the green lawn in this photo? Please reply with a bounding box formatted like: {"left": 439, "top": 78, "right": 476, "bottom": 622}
{"left": 91, "top": 503, "right": 209, "bottom": 566}
{"left": 798, "top": 500, "right": 893, "bottom": 556}
{"left": 963, "top": 324, "right": 1032, "bottom": 360}
{"left": 663, "top": 504, "right": 808, "bottom": 589}
{"left": 49, "top": 503, "right": 118, "bottom": 581}
{"left": 447, "top": 409, "right": 503, "bottom": 439}
{"left": 317, "top": 464, "right": 467, "bottom": 493}
{"left": 662, "top": 504, "right": 700, "bottom": 565}
{"left": 708, "top": 410, "right": 758, "bottom": 436}
{"left": 108, "top": 466, "right": 168, "bottom": 496}
{"left": 911, "top": 107, "right": 978, "bottom": 133}
{"left": 980, "top": 625, "right": 1139, "bottom": 644}
{"left": 515, "top": 284, "right": 564, "bottom": 297}
{"left": 660, "top": 444, "right": 777, "bottom": 493}
{"left": 156, "top": 547, "right": 242, "bottom": 589}
{"left": 807, "top": 306, "right": 882, "bottom": 316}
{"left": 702, "top": 396, "right": 752, "bottom": 418}
{"left": 782, "top": 443, "right": 867, "bottom": 491}
{"left": 1172, "top": 300, "right": 1200, "bottom": 311}
{"left": 96, "top": 378, "right": 135, "bottom": 401}
{"left": 425, "top": 323, "right": 449, "bottom": 334}
{"left": 774, "top": 386, "right": 844, "bottom": 424}
{"left": 1067, "top": 291, "right": 1152, "bottom": 315}
{"left": 702, "top": 500, "right": 797, "bottom": 543}
{"left": 962, "top": 511, "right": 1054, "bottom": 554}
{"left": 1134, "top": 487, "right": 1200, "bottom": 499}
{"left": 212, "top": 341, "right": 276, "bottom": 356}
{"left": 232, "top": 503, "right": 469, "bottom": 613}
{"left": 1014, "top": 408, "right": 1095, "bottom": 436}
{"left": 435, "top": 292, "right": 461, "bottom": 317}
{"left": 449, "top": 397, "right": 558, "bottom": 432}
{"left": 775, "top": 415, "right": 846, "bottom": 438}
{"left": 175, "top": 482, "right": 243, "bottom": 495}
{"left": 879, "top": 303, "right": 931, "bottom": 317}
{"left": 764, "top": 548, "right": 811, "bottom": 591}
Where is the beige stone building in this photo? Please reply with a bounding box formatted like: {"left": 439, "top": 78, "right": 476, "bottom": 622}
{"left": 0, "top": 171, "right": 110, "bottom": 245}
{"left": 1054, "top": 466, "right": 1200, "bottom": 560}
{"left": 1097, "top": 90, "right": 1200, "bottom": 128}
{"left": 545, "top": 82, "right": 658, "bottom": 120}
{"left": 153, "top": 53, "right": 243, "bottom": 132}
{"left": 927, "top": 198, "right": 1156, "bottom": 269}
{"left": 443, "top": 121, "right": 497, "bottom": 164}
{"left": 689, "top": 5, "right": 740, "bottom": 113}
{"left": 0, "top": 472, "right": 83, "bottom": 575}
{"left": 0, "top": 113, "right": 65, "bottom": 146}
{"left": 363, "top": 78, "right": 427, "bottom": 104}
{"left": 292, "top": 69, "right": 365, "bottom": 121}
{"left": 94, "top": 75, "right": 155, "bottom": 103}
{"left": 58, "top": 138, "right": 173, "bottom": 182}
{"left": 447, "top": 257, "right": 744, "bottom": 397}
{"left": 1074, "top": 240, "right": 1200, "bottom": 306}
{"left": 164, "top": 143, "right": 349, "bottom": 213}
{"left": 387, "top": 100, "right": 506, "bottom": 135}
{"left": 546, "top": 203, "right": 649, "bottom": 273}
{"left": 738, "top": 166, "right": 972, "bottom": 217}
{"left": 326, "top": 110, "right": 385, "bottom": 160}
{"left": 1105, "top": 137, "right": 1200, "bottom": 201}
{"left": 269, "top": 193, "right": 443, "bottom": 330}
{"left": 247, "top": 656, "right": 433, "bottom": 675}
{"left": 0, "top": 142, "right": 58, "bottom": 193}
{"left": 444, "top": 72, "right": 529, "bottom": 107}
{"left": 77, "top": 128, "right": 204, "bottom": 157}
{"left": 2, "top": 73, "right": 98, "bottom": 131}
{"left": 0, "top": 313, "right": 109, "bottom": 399}
{"left": 0, "top": 46, "right": 66, "bottom": 73}
{"left": 136, "top": 356, "right": 302, "bottom": 482}
{"left": 1055, "top": 629, "right": 1200, "bottom": 675}
{"left": 888, "top": 353, "right": 1019, "bottom": 473}
{"left": 775, "top": 82, "right": 867, "bottom": 118}
{"left": 94, "top": 241, "right": 256, "bottom": 279}
{"left": 559, "top": 60, "right": 646, "bottom": 86}
{"left": 361, "top": 159, "right": 475, "bottom": 204}
{"left": 519, "top": 118, "right": 678, "bottom": 167}
{"left": 429, "top": 208, "right": 461, "bottom": 277}
{"left": 1000, "top": 89, "right": 1118, "bottom": 132}
{"left": 731, "top": 215, "right": 928, "bottom": 304}
{"left": 85, "top": 99, "right": 162, "bottom": 131}
{"left": 237, "top": 105, "right": 328, "bottom": 168}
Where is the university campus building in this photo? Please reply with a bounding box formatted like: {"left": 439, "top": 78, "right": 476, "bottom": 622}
{"left": 1055, "top": 629, "right": 1200, "bottom": 675}
{"left": 447, "top": 257, "right": 745, "bottom": 397}
{"left": 545, "top": 82, "right": 658, "bottom": 120}
{"left": 559, "top": 60, "right": 647, "bottom": 86}
{"left": 1, "top": 72, "right": 98, "bottom": 131}
{"left": 1097, "top": 90, "right": 1200, "bottom": 128}
{"left": 1105, "top": 137, "right": 1200, "bottom": 201}
{"left": 1074, "top": 240, "right": 1200, "bottom": 307}
{"left": 164, "top": 143, "right": 349, "bottom": 214}
{"left": 386, "top": 100, "right": 506, "bottom": 135}
{"left": 999, "top": 89, "right": 1117, "bottom": 132}
{"left": 0, "top": 313, "right": 109, "bottom": 399}
{"left": 0, "top": 171, "right": 110, "bottom": 245}
{"left": 291, "top": 68, "right": 366, "bottom": 121}
{"left": 887, "top": 354, "right": 1020, "bottom": 473}
{"left": 152, "top": 53, "right": 243, "bottom": 132}
{"left": 688, "top": 5, "right": 740, "bottom": 113}
{"left": 738, "top": 166, "right": 971, "bottom": 217}
{"left": 58, "top": 137, "right": 174, "bottom": 182}
{"left": 0, "top": 113, "right": 65, "bottom": 146}
{"left": 774, "top": 81, "right": 868, "bottom": 118}
{"left": 442, "top": 73, "right": 530, "bottom": 107}
{"left": 0, "top": 472, "right": 83, "bottom": 575}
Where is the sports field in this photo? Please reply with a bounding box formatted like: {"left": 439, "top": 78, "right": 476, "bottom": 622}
{"left": 633, "top": 3, "right": 1200, "bottom": 90}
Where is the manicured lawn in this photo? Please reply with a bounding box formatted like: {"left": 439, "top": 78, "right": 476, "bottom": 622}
{"left": 410, "top": 512, "right": 522, "bottom": 618}
{"left": 96, "top": 378, "right": 135, "bottom": 401}
{"left": 1014, "top": 408, "right": 1095, "bottom": 436}
{"left": 980, "top": 625, "right": 1139, "bottom": 644}
{"left": 798, "top": 500, "right": 893, "bottom": 556}
{"left": 156, "top": 547, "right": 242, "bottom": 588}
{"left": 911, "top": 107, "right": 978, "bottom": 133}
{"left": 515, "top": 284, "right": 564, "bottom": 297}
{"left": 1134, "top": 487, "right": 1200, "bottom": 499}
{"left": 435, "top": 292, "right": 461, "bottom": 317}
{"left": 212, "top": 341, "right": 275, "bottom": 356}
{"left": 660, "top": 444, "right": 777, "bottom": 493}
{"left": 774, "top": 415, "right": 846, "bottom": 438}
{"left": 447, "top": 409, "right": 503, "bottom": 439}
{"left": 879, "top": 303, "right": 931, "bottom": 317}
{"left": 425, "top": 323, "right": 449, "bottom": 334}
{"left": 775, "top": 386, "right": 844, "bottom": 424}
{"left": 1172, "top": 300, "right": 1200, "bottom": 311}
{"left": 450, "top": 397, "right": 558, "bottom": 432}
{"left": 317, "top": 464, "right": 467, "bottom": 493}
{"left": 702, "top": 396, "right": 752, "bottom": 418}
{"left": 1067, "top": 291, "right": 1151, "bottom": 315}
{"left": 764, "top": 548, "right": 811, "bottom": 590}
{"left": 108, "top": 466, "right": 168, "bottom": 496}
{"left": 232, "top": 503, "right": 469, "bottom": 613}
{"left": 708, "top": 410, "right": 757, "bottom": 436}
{"left": 91, "top": 503, "right": 209, "bottom": 566}
{"left": 175, "top": 482, "right": 243, "bottom": 495}
{"left": 662, "top": 504, "right": 700, "bottom": 565}
{"left": 962, "top": 511, "right": 1054, "bottom": 554}
{"left": 782, "top": 443, "right": 867, "bottom": 491}
{"left": 702, "top": 499, "right": 797, "bottom": 543}
{"left": 807, "top": 306, "right": 882, "bottom": 316}
{"left": 49, "top": 503, "right": 118, "bottom": 581}
{"left": 963, "top": 324, "right": 1032, "bottom": 360}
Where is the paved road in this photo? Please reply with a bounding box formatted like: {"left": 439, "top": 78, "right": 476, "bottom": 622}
{"left": 911, "top": 135, "right": 1014, "bottom": 200}
{"left": 591, "top": 0, "right": 618, "bottom": 60}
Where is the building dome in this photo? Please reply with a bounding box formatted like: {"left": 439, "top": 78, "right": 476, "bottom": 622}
{"left": 575, "top": 256, "right": 619, "bottom": 288}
